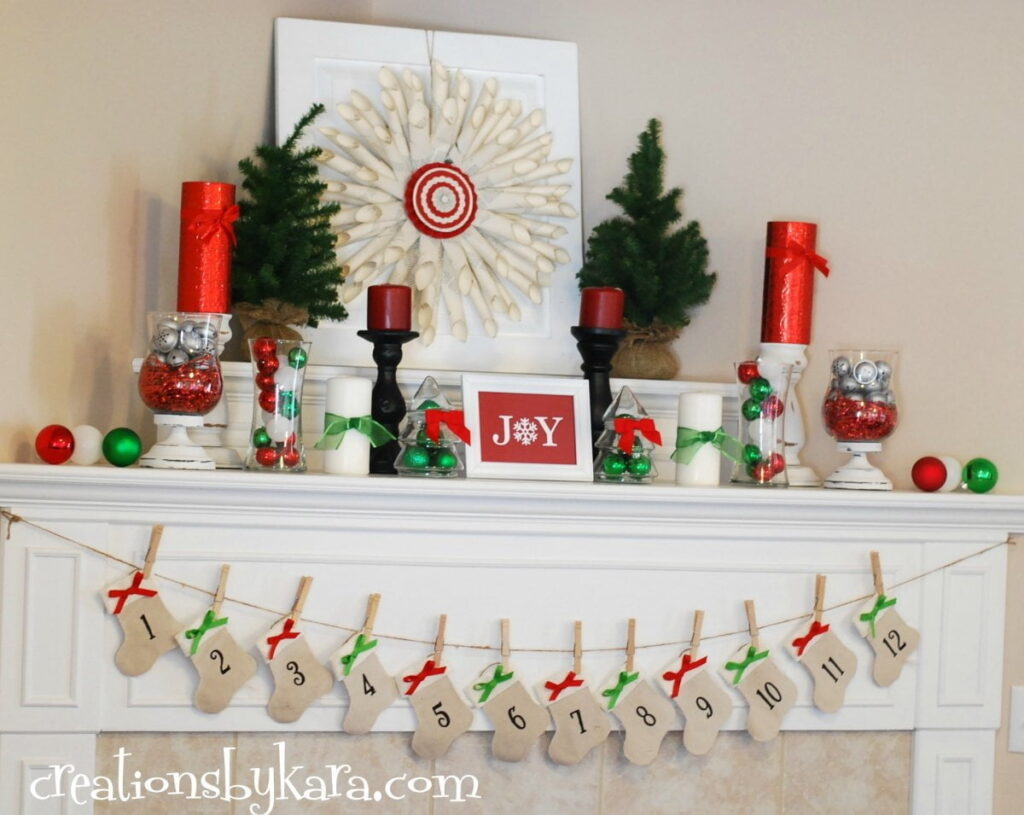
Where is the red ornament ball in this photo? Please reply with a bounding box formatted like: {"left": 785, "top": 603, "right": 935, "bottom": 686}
{"left": 258, "top": 390, "right": 277, "bottom": 413}
{"left": 737, "top": 361, "right": 760, "bottom": 384}
{"left": 35, "top": 424, "right": 75, "bottom": 464}
{"left": 254, "top": 447, "right": 280, "bottom": 467}
{"left": 767, "top": 452, "right": 786, "bottom": 475}
{"left": 257, "top": 355, "right": 280, "bottom": 375}
{"left": 255, "top": 372, "right": 277, "bottom": 391}
{"left": 911, "top": 456, "right": 948, "bottom": 492}
{"left": 252, "top": 337, "right": 278, "bottom": 360}
{"left": 761, "top": 394, "right": 785, "bottom": 419}
{"left": 281, "top": 448, "right": 302, "bottom": 468}
{"left": 751, "top": 462, "right": 775, "bottom": 483}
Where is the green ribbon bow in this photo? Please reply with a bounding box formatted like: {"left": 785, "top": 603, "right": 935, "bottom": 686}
{"left": 184, "top": 609, "right": 228, "bottom": 655}
{"left": 724, "top": 646, "right": 769, "bottom": 685}
{"left": 670, "top": 426, "right": 745, "bottom": 465}
{"left": 601, "top": 670, "right": 639, "bottom": 710}
{"left": 339, "top": 633, "right": 378, "bottom": 676}
{"left": 315, "top": 413, "right": 396, "bottom": 450}
{"left": 472, "top": 665, "right": 515, "bottom": 703}
{"left": 859, "top": 594, "right": 897, "bottom": 639}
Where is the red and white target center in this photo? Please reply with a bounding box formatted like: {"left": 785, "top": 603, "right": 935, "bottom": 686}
{"left": 403, "top": 162, "right": 478, "bottom": 240}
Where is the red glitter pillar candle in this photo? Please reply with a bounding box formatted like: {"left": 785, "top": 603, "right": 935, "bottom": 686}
{"left": 177, "top": 181, "right": 238, "bottom": 314}
{"left": 760, "top": 221, "right": 830, "bottom": 345}
{"left": 367, "top": 284, "right": 412, "bottom": 331}
{"left": 579, "top": 287, "right": 625, "bottom": 329}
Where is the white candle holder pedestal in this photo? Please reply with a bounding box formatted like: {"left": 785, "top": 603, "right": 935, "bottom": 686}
{"left": 823, "top": 442, "right": 892, "bottom": 490}
{"left": 139, "top": 414, "right": 216, "bottom": 470}
{"left": 759, "top": 342, "right": 819, "bottom": 487}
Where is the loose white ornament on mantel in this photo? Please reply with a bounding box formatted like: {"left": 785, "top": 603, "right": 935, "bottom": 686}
{"left": 317, "top": 61, "right": 578, "bottom": 345}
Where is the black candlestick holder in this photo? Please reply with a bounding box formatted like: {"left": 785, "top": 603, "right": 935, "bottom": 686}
{"left": 571, "top": 325, "right": 627, "bottom": 452}
{"left": 357, "top": 328, "right": 419, "bottom": 474}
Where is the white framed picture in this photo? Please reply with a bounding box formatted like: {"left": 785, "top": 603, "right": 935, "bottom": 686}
{"left": 460, "top": 373, "right": 593, "bottom": 481}
{"left": 274, "top": 18, "right": 583, "bottom": 375}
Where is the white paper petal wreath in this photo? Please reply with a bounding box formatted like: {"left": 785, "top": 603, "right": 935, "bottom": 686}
{"left": 316, "top": 61, "right": 578, "bottom": 345}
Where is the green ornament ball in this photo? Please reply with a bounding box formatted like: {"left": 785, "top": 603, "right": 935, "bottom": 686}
{"left": 252, "top": 427, "right": 272, "bottom": 448}
{"left": 287, "top": 346, "right": 308, "bottom": 369}
{"left": 432, "top": 448, "right": 458, "bottom": 470}
{"left": 416, "top": 429, "right": 437, "bottom": 447}
{"left": 401, "top": 445, "right": 430, "bottom": 469}
{"left": 741, "top": 399, "right": 763, "bottom": 421}
{"left": 279, "top": 391, "right": 300, "bottom": 419}
{"left": 602, "top": 453, "right": 627, "bottom": 477}
{"left": 749, "top": 377, "right": 772, "bottom": 403}
{"left": 962, "top": 457, "right": 998, "bottom": 494}
{"left": 102, "top": 427, "right": 142, "bottom": 467}
{"left": 743, "top": 443, "right": 762, "bottom": 465}
{"left": 627, "top": 455, "right": 652, "bottom": 478}
{"left": 417, "top": 399, "right": 441, "bottom": 411}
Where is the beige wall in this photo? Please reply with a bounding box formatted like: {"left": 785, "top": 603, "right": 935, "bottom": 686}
{"left": 3, "top": 0, "right": 1022, "bottom": 809}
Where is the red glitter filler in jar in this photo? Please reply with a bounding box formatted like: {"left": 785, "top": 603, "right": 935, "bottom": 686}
{"left": 138, "top": 312, "right": 224, "bottom": 415}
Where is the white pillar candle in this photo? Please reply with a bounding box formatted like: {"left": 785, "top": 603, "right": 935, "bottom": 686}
{"left": 323, "top": 376, "right": 373, "bottom": 476}
{"left": 675, "top": 392, "right": 724, "bottom": 487}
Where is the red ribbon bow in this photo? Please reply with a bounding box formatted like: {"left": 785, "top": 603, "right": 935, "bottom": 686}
{"left": 402, "top": 658, "right": 447, "bottom": 695}
{"left": 266, "top": 618, "right": 300, "bottom": 661}
{"left": 183, "top": 205, "right": 240, "bottom": 246}
{"left": 613, "top": 417, "right": 662, "bottom": 453}
{"left": 544, "top": 670, "right": 585, "bottom": 702}
{"left": 791, "top": 620, "right": 830, "bottom": 657}
{"left": 424, "top": 409, "right": 472, "bottom": 445}
{"left": 107, "top": 571, "right": 157, "bottom": 615}
{"left": 765, "top": 241, "right": 830, "bottom": 277}
{"left": 661, "top": 653, "right": 708, "bottom": 699}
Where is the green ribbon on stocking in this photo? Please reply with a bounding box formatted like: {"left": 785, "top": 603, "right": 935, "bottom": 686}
{"left": 339, "top": 633, "right": 378, "bottom": 676}
{"left": 724, "top": 645, "right": 769, "bottom": 685}
{"left": 670, "top": 426, "right": 745, "bottom": 465}
{"left": 601, "top": 670, "right": 639, "bottom": 710}
{"left": 184, "top": 609, "right": 229, "bottom": 656}
{"left": 472, "top": 665, "right": 515, "bottom": 703}
{"left": 315, "top": 413, "right": 396, "bottom": 450}
{"left": 859, "top": 594, "right": 897, "bottom": 639}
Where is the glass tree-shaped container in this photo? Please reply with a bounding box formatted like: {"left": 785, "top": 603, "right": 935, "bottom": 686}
{"left": 594, "top": 386, "right": 660, "bottom": 483}
{"left": 394, "top": 376, "right": 466, "bottom": 477}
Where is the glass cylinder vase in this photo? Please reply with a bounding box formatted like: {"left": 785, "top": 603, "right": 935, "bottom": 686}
{"left": 245, "top": 337, "right": 311, "bottom": 472}
{"left": 731, "top": 360, "right": 793, "bottom": 487}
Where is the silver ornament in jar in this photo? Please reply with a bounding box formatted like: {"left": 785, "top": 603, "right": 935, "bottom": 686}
{"left": 166, "top": 349, "right": 189, "bottom": 367}
{"left": 832, "top": 356, "right": 851, "bottom": 377}
{"left": 853, "top": 360, "right": 878, "bottom": 385}
{"left": 151, "top": 326, "right": 179, "bottom": 354}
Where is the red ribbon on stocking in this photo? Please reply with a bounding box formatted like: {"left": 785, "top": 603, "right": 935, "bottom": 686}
{"left": 402, "top": 659, "right": 447, "bottom": 695}
{"left": 791, "top": 620, "right": 831, "bottom": 657}
{"left": 107, "top": 571, "right": 157, "bottom": 615}
{"left": 266, "top": 618, "right": 300, "bottom": 660}
{"left": 661, "top": 653, "right": 708, "bottom": 699}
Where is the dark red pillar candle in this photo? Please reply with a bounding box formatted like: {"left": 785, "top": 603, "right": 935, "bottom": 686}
{"left": 760, "top": 221, "right": 829, "bottom": 345}
{"left": 367, "top": 284, "right": 412, "bottom": 331}
{"left": 578, "top": 287, "right": 625, "bottom": 329}
{"left": 177, "top": 181, "right": 238, "bottom": 314}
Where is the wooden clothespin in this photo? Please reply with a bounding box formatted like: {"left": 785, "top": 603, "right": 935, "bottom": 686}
{"left": 142, "top": 525, "right": 163, "bottom": 580}
{"left": 289, "top": 576, "right": 312, "bottom": 624}
{"left": 212, "top": 565, "right": 230, "bottom": 616}
{"left": 870, "top": 551, "right": 885, "bottom": 596}
{"left": 625, "top": 618, "right": 637, "bottom": 673}
{"left": 433, "top": 613, "right": 447, "bottom": 666}
{"left": 689, "top": 609, "right": 704, "bottom": 659}
{"left": 573, "top": 620, "right": 583, "bottom": 675}
{"left": 745, "top": 599, "right": 760, "bottom": 649}
{"left": 813, "top": 574, "right": 826, "bottom": 624}
{"left": 500, "top": 618, "right": 510, "bottom": 671}
{"left": 361, "top": 593, "right": 381, "bottom": 638}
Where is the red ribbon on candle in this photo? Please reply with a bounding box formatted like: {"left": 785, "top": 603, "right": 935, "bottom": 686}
{"left": 424, "top": 409, "right": 472, "bottom": 445}
{"left": 764, "top": 242, "right": 830, "bottom": 277}
{"left": 183, "top": 205, "right": 240, "bottom": 246}
{"left": 791, "top": 620, "right": 830, "bottom": 657}
{"left": 613, "top": 417, "right": 662, "bottom": 452}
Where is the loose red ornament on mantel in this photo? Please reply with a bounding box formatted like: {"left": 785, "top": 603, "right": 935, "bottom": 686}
{"left": 366, "top": 284, "right": 412, "bottom": 332}
{"left": 177, "top": 182, "right": 238, "bottom": 314}
{"left": 35, "top": 424, "right": 75, "bottom": 464}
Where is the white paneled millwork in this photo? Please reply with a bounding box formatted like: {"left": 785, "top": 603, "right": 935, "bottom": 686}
{"left": 1, "top": 464, "right": 1022, "bottom": 814}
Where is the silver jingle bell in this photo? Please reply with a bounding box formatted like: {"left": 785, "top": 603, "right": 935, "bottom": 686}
{"left": 166, "top": 349, "right": 189, "bottom": 367}
{"left": 195, "top": 323, "right": 218, "bottom": 341}
{"left": 875, "top": 360, "right": 892, "bottom": 379}
{"left": 853, "top": 360, "right": 878, "bottom": 385}
{"left": 832, "top": 356, "right": 852, "bottom": 377}
{"left": 151, "top": 327, "right": 179, "bottom": 354}
{"left": 180, "top": 330, "right": 205, "bottom": 354}
{"left": 179, "top": 320, "right": 198, "bottom": 335}
{"left": 839, "top": 375, "right": 860, "bottom": 394}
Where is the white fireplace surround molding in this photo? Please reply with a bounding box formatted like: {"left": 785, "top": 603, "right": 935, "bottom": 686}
{"left": 1, "top": 464, "right": 1021, "bottom": 815}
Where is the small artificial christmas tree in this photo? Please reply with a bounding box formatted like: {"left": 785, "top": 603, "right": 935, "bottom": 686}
{"left": 232, "top": 103, "right": 347, "bottom": 345}
{"left": 577, "top": 119, "right": 715, "bottom": 378}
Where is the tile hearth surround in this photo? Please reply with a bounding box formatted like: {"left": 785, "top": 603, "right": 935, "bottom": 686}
{"left": 95, "top": 731, "right": 911, "bottom": 815}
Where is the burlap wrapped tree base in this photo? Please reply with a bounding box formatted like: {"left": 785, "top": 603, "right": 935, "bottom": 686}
{"left": 234, "top": 299, "right": 308, "bottom": 359}
{"left": 612, "top": 323, "right": 680, "bottom": 380}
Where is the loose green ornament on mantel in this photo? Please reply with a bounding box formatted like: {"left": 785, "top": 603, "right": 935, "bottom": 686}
{"left": 577, "top": 119, "right": 715, "bottom": 379}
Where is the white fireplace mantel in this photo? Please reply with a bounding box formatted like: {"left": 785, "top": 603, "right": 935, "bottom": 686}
{"left": 1, "top": 463, "right": 1021, "bottom": 814}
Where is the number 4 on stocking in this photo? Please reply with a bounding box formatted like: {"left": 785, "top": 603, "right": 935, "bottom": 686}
{"left": 176, "top": 566, "right": 257, "bottom": 714}
{"left": 466, "top": 621, "right": 548, "bottom": 762}
{"left": 331, "top": 594, "right": 398, "bottom": 734}
{"left": 720, "top": 601, "right": 797, "bottom": 742}
{"left": 786, "top": 575, "right": 857, "bottom": 714}
{"left": 102, "top": 526, "right": 181, "bottom": 677}
{"left": 854, "top": 552, "right": 919, "bottom": 687}
{"left": 598, "top": 620, "right": 676, "bottom": 765}
{"left": 259, "top": 577, "right": 333, "bottom": 724}
{"left": 538, "top": 621, "right": 610, "bottom": 766}
{"left": 398, "top": 615, "right": 473, "bottom": 760}
{"left": 660, "top": 611, "right": 733, "bottom": 755}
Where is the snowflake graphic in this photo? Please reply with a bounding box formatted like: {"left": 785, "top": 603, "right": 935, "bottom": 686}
{"left": 512, "top": 417, "right": 539, "bottom": 446}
